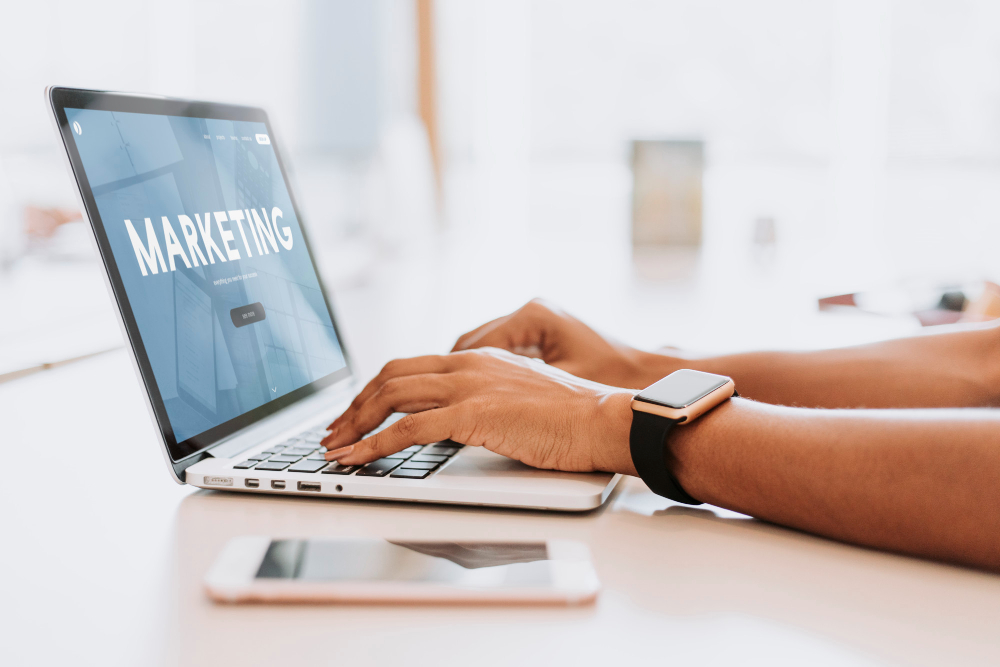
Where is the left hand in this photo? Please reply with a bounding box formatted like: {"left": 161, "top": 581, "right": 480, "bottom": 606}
{"left": 321, "top": 348, "right": 638, "bottom": 475}
{"left": 451, "top": 299, "right": 669, "bottom": 389}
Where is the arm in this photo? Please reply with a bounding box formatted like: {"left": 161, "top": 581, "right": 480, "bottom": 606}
{"left": 669, "top": 399, "right": 1000, "bottom": 570}
{"left": 675, "top": 324, "right": 1000, "bottom": 408}
{"left": 321, "top": 349, "right": 1000, "bottom": 572}
{"left": 453, "top": 299, "right": 1000, "bottom": 409}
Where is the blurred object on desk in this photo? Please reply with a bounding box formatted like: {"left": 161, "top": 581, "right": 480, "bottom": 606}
{"left": 751, "top": 215, "right": 778, "bottom": 266}
{"left": 25, "top": 216, "right": 96, "bottom": 263}
{"left": 24, "top": 206, "right": 82, "bottom": 239}
{"left": 631, "top": 139, "right": 703, "bottom": 248}
{"left": 819, "top": 281, "right": 1000, "bottom": 326}
{"left": 0, "top": 154, "right": 89, "bottom": 269}
{"left": 960, "top": 281, "right": 1000, "bottom": 323}
{"left": 752, "top": 216, "right": 777, "bottom": 247}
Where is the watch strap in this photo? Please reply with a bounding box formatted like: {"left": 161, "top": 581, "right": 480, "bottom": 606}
{"left": 629, "top": 409, "right": 702, "bottom": 505}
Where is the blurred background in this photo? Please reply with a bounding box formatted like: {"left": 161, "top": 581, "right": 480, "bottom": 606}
{"left": 3, "top": 0, "right": 1000, "bottom": 381}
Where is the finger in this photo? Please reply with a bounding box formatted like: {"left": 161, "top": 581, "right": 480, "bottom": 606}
{"left": 454, "top": 308, "right": 546, "bottom": 355}
{"left": 452, "top": 313, "right": 512, "bottom": 351}
{"left": 322, "top": 373, "right": 455, "bottom": 451}
{"left": 326, "top": 355, "right": 455, "bottom": 431}
{"left": 461, "top": 314, "right": 544, "bottom": 356}
{"left": 452, "top": 298, "right": 553, "bottom": 351}
{"left": 333, "top": 409, "right": 460, "bottom": 466}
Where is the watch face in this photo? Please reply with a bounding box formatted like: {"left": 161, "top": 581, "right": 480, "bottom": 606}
{"left": 636, "top": 369, "right": 730, "bottom": 409}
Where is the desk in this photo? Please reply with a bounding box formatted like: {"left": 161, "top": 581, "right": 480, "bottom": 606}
{"left": 2, "top": 229, "right": 998, "bottom": 666}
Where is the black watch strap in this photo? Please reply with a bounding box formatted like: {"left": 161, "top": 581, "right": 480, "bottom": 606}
{"left": 629, "top": 409, "right": 702, "bottom": 505}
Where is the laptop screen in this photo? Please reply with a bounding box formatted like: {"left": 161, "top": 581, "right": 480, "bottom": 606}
{"left": 64, "top": 105, "right": 348, "bottom": 459}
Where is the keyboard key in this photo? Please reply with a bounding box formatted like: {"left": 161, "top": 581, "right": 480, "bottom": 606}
{"left": 300, "top": 433, "right": 325, "bottom": 443}
{"left": 384, "top": 451, "right": 412, "bottom": 460}
{"left": 288, "top": 459, "right": 329, "bottom": 473}
{"left": 306, "top": 453, "right": 327, "bottom": 460}
{"left": 285, "top": 447, "right": 316, "bottom": 456}
{"left": 403, "top": 445, "right": 424, "bottom": 454}
{"left": 411, "top": 454, "right": 447, "bottom": 463}
{"left": 355, "top": 458, "right": 402, "bottom": 477}
{"left": 268, "top": 454, "right": 303, "bottom": 463}
{"left": 400, "top": 461, "right": 438, "bottom": 470}
{"left": 322, "top": 463, "right": 360, "bottom": 475}
{"left": 424, "top": 444, "right": 461, "bottom": 456}
{"left": 233, "top": 460, "right": 257, "bottom": 469}
{"left": 255, "top": 460, "right": 292, "bottom": 471}
{"left": 245, "top": 454, "right": 268, "bottom": 461}
{"left": 390, "top": 468, "right": 432, "bottom": 479}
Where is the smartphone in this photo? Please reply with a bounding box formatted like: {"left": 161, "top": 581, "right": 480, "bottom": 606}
{"left": 204, "top": 537, "right": 600, "bottom": 605}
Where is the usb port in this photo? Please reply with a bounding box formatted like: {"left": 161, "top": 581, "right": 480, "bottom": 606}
{"left": 297, "top": 481, "right": 321, "bottom": 492}
{"left": 245, "top": 479, "right": 259, "bottom": 488}
{"left": 271, "top": 480, "right": 286, "bottom": 490}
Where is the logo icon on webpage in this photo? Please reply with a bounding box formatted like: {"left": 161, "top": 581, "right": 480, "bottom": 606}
{"left": 255, "top": 134, "right": 270, "bottom": 145}
{"left": 72, "top": 121, "right": 82, "bottom": 135}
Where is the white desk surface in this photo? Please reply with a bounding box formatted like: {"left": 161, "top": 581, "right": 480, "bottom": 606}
{"left": 2, "top": 230, "right": 999, "bottom": 667}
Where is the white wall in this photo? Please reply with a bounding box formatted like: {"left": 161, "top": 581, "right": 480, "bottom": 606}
{"left": 438, "top": 0, "right": 1000, "bottom": 164}
{"left": 1, "top": 0, "right": 304, "bottom": 152}
{"left": 435, "top": 0, "right": 1000, "bottom": 287}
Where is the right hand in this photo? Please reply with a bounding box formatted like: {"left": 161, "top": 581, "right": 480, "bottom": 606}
{"left": 321, "top": 347, "right": 638, "bottom": 475}
{"left": 451, "top": 299, "right": 670, "bottom": 389}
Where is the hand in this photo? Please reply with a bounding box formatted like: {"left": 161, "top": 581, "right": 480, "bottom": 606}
{"left": 451, "top": 299, "right": 670, "bottom": 389}
{"left": 321, "top": 347, "right": 638, "bottom": 475}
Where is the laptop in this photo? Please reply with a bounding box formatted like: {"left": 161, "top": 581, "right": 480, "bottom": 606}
{"left": 47, "top": 87, "right": 620, "bottom": 511}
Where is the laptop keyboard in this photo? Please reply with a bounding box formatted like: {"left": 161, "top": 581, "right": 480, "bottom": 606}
{"left": 232, "top": 425, "right": 463, "bottom": 480}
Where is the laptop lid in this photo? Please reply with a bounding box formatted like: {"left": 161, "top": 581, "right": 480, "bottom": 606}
{"left": 48, "top": 87, "right": 354, "bottom": 480}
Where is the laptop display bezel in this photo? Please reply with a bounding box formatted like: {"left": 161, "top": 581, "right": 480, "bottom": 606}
{"left": 48, "top": 87, "right": 354, "bottom": 476}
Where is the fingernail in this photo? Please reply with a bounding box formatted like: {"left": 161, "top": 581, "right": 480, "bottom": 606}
{"left": 324, "top": 445, "right": 354, "bottom": 461}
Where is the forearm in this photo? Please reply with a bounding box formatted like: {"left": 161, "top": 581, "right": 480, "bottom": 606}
{"left": 667, "top": 399, "right": 1000, "bottom": 571}
{"left": 637, "top": 321, "right": 1000, "bottom": 408}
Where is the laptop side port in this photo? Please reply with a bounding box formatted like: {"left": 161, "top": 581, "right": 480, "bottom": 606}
{"left": 245, "top": 479, "right": 259, "bottom": 488}
{"left": 271, "top": 480, "right": 286, "bottom": 490}
{"left": 298, "top": 481, "right": 321, "bottom": 492}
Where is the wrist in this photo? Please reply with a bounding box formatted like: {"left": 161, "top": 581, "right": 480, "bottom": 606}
{"left": 625, "top": 350, "right": 685, "bottom": 388}
{"left": 666, "top": 398, "right": 739, "bottom": 504}
{"left": 593, "top": 391, "right": 639, "bottom": 475}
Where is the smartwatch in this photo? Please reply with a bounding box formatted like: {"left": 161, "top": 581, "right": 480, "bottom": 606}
{"left": 630, "top": 369, "right": 736, "bottom": 505}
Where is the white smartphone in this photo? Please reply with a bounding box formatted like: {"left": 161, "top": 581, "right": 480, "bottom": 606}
{"left": 204, "top": 537, "right": 600, "bottom": 605}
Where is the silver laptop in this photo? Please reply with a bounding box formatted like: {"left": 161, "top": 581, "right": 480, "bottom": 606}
{"left": 48, "top": 87, "right": 620, "bottom": 511}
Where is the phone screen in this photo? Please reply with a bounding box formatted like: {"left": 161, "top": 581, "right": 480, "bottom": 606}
{"left": 256, "top": 539, "right": 553, "bottom": 587}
